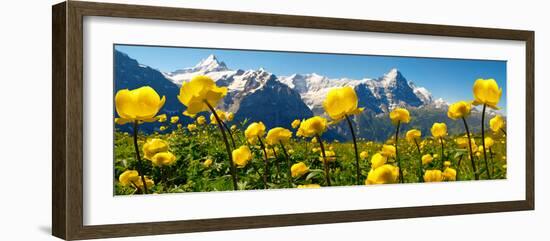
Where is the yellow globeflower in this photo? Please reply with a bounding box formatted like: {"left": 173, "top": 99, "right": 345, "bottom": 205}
{"left": 232, "top": 145, "right": 252, "bottom": 168}
{"left": 119, "top": 170, "right": 139, "bottom": 186}
{"left": 291, "top": 162, "right": 309, "bottom": 178}
{"left": 135, "top": 176, "right": 154, "bottom": 190}
{"left": 365, "top": 164, "right": 399, "bottom": 185}
{"left": 380, "top": 144, "right": 396, "bottom": 158}
{"left": 443, "top": 167, "right": 457, "bottom": 181}
{"left": 210, "top": 110, "right": 226, "bottom": 125}
{"left": 297, "top": 184, "right": 321, "bottom": 188}
{"left": 157, "top": 114, "right": 167, "bottom": 123}
{"left": 203, "top": 159, "right": 213, "bottom": 168}
{"left": 370, "top": 153, "right": 387, "bottom": 169}
{"left": 159, "top": 126, "right": 167, "bottom": 131}
{"left": 151, "top": 152, "right": 177, "bottom": 166}
{"left": 265, "top": 127, "right": 292, "bottom": 146}
{"left": 226, "top": 112, "right": 234, "bottom": 122}
{"left": 472, "top": 78, "right": 502, "bottom": 109}
{"left": 177, "top": 75, "right": 228, "bottom": 117}
{"left": 389, "top": 107, "right": 410, "bottom": 125}
{"left": 319, "top": 150, "right": 337, "bottom": 163}
{"left": 405, "top": 129, "right": 421, "bottom": 143}
{"left": 490, "top": 115, "right": 505, "bottom": 133}
{"left": 431, "top": 122, "right": 447, "bottom": 138}
{"left": 484, "top": 137, "right": 495, "bottom": 148}
{"left": 297, "top": 116, "right": 328, "bottom": 137}
{"left": 359, "top": 151, "right": 369, "bottom": 160}
{"left": 142, "top": 138, "right": 169, "bottom": 160}
{"left": 323, "top": 86, "right": 364, "bottom": 122}
{"left": 444, "top": 161, "right": 451, "bottom": 168}
{"left": 187, "top": 124, "right": 197, "bottom": 131}
{"left": 291, "top": 119, "right": 301, "bottom": 129}
{"left": 244, "top": 122, "right": 266, "bottom": 145}
{"left": 447, "top": 101, "right": 472, "bottom": 120}
{"left": 456, "top": 137, "right": 477, "bottom": 150}
{"left": 421, "top": 154, "right": 433, "bottom": 165}
{"left": 423, "top": 170, "right": 443, "bottom": 182}
{"left": 196, "top": 116, "right": 206, "bottom": 125}
{"left": 170, "top": 116, "right": 179, "bottom": 124}
{"left": 115, "top": 86, "right": 166, "bottom": 122}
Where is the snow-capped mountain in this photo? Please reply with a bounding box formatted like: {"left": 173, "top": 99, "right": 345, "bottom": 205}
{"left": 164, "top": 55, "right": 438, "bottom": 117}
{"left": 116, "top": 51, "right": 478, "bottom": 140}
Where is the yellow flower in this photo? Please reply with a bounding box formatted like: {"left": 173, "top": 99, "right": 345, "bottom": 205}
{"left": 389, "top": 107, "right": 410, "bottom": 125}
{"left": 135, "top": 176, "right": 154, "bottom": 190}
{"left": 291, "top": 119, "right": 301, "bottom": 129}
{"left": 142, "top": 138, "right": 169, "bottom": 160}
{"left": 370, "top": 153, "right": 387, "bottom": 169}
{"left": 196, "top": 116, "right": 206, "bottom": 125}
{"left": 157, "top": 114, "right": 167, "bottom": 123}
{"left": 210, "top": 110, "right": 227, "bottom": 125}
{"left": 291, "top": 162, "right": 309, "bottom": 178}
{"left": 115, "top": 86, "right": 166, "bottom": 122}
{"left": 159, "top": 126, "right": 167, "bottom": 131}
{"left": 405, "top": 129, "right": 421, "bottom": 143}
{"left": 323, "top": 86, "right": 364, "bottom": 122}
{"left": 359, "top": 151, "right": 369, "bottom": 160}
{"left": 119, "top": 170, "right": 139, "bottom": 186}
{"left": 456, "top": 137, "right": 477, "bottom": 150}
{"left": 423, "top": 170, "right": 443, "bottom": 182}
{"left": 232, "top": 145, "right": 252, "bottom": 168}
{"left": 365, "top": 164, "right": 399, "bottom": 185}
{"left": 151, "top": 152, "right": 177, "bottom": 166}
{"left": 447, "top": 101, "right": 472, "bottom": 120}
{"left": 226, "top": 112, "right": 234, "bottom": 122}
{"left": 230, "top": 125, "right": 237, "bottom": 131}
{"left": 380, "top": 144, "right": 396, "bottom": 158}
{"left": 472, "top": 78, "right": 502, "bottom": 109}
{"left": 311, "top": 137, "right": 318, "bottom": 144}
{"left": 431, "top": 122, "right": 447, "bottom": 138}
{"left": 484, "top": 137, "right": 495, "bottom": 149}
{"left": 443, "top": 168, "right": 457, "bottom": 181}
{"left": 203, "top": 159, "right": 213, "bottom": 168}
{"left": 187, "top": 124, "right": 197, "bottom": 131}
{"left": 319, "top": 150, "right": 337, "bottom": 163}
{"left": 297, "top": 184, "right": 321, "bottom": 188}
{"left": 265, "top": 127, "right": 292, "bottom": 146}
{"left": 170, "top": 116, "right": 179, "bottom": 124}
{"left": 297, "top": 116, "right": 328, "bottom": 137}
{"left": 244, "top": 122, "right": 266, "bottom": 145}
{"left": 114, "top": 118, "right": 131, "bottom": 125}
{"left": 444, "top": 161, "right": 451, "bottom": 168}
{"left": 177, "top": 75, "right": 228, "bottom": 117}
{"left": 177, "top": 124, "right": 182, "bottom": 129}
{"left": 421, "top": 154, "right": 433, "bottom": 165}
{"left": 490, "top": 115, "right": 505, "bottom": 133}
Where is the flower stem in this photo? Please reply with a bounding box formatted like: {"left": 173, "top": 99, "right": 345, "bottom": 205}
{"left": 271, "top": 146, "right": 281, "bottom": 182}
{"left": 439, "top": 137, "right": 445, "bottom": 169}
{"left": 456, "top": 154, "right": 464, "bottom": 181}
{"left": 394, "top": 121, "right": 404, "bottom": 183}
{"left": 132, "top": 121, "right": 148, "bottom": 194}
{"left": 500, "top": 128, "right": 507, "bottom": 135}
{"left": 413, "top": 139, "right": 423, "bottom": 183}
{"left": 204, "top": 101, "right": 238, "bottom": 190}
{"left": 316, "top": 134, "right": 331, "bottom": 186}
{"left": 481, "top": 104, "right": 492, "bottom": 179}
{"left": 461, "top": 117, "right": 479, "bottom": 180}
{"left": 257, "top": 137, "right": 269, "bottom": 189}
{"left": 344, "top": 115, "right": 361, "bottom": 185}
{"left": 279, "top": 141, "right": 292, "bottom": 188}
{"left": 221, "top": 120, "right": 236, "bottom": 149}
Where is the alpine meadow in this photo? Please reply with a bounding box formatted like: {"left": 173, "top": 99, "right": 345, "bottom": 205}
{"left": 113, "top": 45, "right": 507, "bottom": 195}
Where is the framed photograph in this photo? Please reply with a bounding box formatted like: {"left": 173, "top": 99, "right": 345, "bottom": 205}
{"left": 52, "top": 1, "right": 534, "bottom": 240}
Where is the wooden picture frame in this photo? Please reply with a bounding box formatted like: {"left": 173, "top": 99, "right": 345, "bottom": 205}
{"left": 52, "top": 1, "right": 534, "bottom": 240}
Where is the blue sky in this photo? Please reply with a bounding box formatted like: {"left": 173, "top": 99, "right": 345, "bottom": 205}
{"left": 115, "top": 44, "right": 507, "bottom": 109}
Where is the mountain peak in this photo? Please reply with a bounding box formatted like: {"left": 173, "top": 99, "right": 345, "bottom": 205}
{"left": 194, "top": 54, "right": 228, "bottom": 72}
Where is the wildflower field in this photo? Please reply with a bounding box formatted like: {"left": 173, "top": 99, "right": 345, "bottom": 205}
{"left": 114, "top": 76, "right": 507, "bottom": 195}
